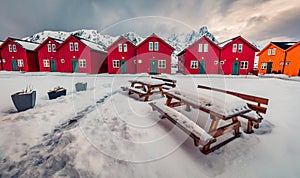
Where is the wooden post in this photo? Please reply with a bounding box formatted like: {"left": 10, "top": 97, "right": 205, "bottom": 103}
{"left": 185, "top": 104, "right": 191, "bottom": 112}
{"left": 232, "top": 117, "right": 241, "bottom": 135}
{"left": 209, "top": 115, "right": 219, "bottom": 132}
{"left": 245, "top": 120, "right": 254, "bottom": 134}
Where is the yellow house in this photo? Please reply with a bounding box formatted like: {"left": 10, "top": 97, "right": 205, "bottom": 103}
{"left": 285, "top": 42, "right": 300, "bottom": 76}
{"left": 257, "top": 42, "right": 296, "bottom": 74}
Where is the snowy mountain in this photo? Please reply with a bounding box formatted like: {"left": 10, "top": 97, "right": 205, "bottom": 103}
{"left": 22, "top": 26, "right": 220, "bottom": 64}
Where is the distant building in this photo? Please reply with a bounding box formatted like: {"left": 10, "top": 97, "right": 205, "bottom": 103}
{"left": 257, "top": 42, "right": 296, "bottom": 74}
{"left": 0, "top": 37, "right": 39, "bottom": 72}
{"left": 56, "top": 35, "right": 107, "bottom": 74}
{"left": 219, "top": 36, "right": 259, "bottom": 75}
{"left": 177, "top": 36, "right": 221, "bottom": 74}
{"left": 285, "top": 42, "right": 300, "bottom": 76}
{"left": 105, "top": 36, "right": 136, "bottom": 74}
{"left": 35, "top": 37, "right": 62, "bottom": 72}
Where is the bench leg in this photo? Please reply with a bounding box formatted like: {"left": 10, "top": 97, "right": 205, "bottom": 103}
{"left": 232, "top": 117, "right": 241, "bottom": 136}
{"left": 185, "top": 104, "right": 191, "bottom": 112}
{"left": 244, "top": 120, "right": 254, "bottom": 134}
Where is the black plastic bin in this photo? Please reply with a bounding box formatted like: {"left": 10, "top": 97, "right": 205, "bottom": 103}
{"left": 11, "top": 91, "right": 36, "bottom": 112}
{"left": 48, "top": 88, "right": 66, "bottom": 100}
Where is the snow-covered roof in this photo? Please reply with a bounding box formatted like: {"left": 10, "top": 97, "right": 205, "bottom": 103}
{"left": 14, "top": 40, "right": 40, "bottom": 51}
{"left": 218, "top": 37, "right": 239, "bottom": 48}
{"left": 79, "top": 38, "right": 106, "bottom": 53}
{"left": 0, "top": 41, "right": 3, "bottom": 46}
{"left": 271, "top": 42, "right": 297, "bottom": 50}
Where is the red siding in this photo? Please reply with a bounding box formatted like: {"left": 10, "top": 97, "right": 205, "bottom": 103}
{"left": 0, "top": 39, "right": 38, "bottom": 72}
{"left": 135, "top": 35, "right": 174, "bottom": 74}
{"left": 220, "top": 37, "right": 258, "bottom": 75}
{"left": 178, "top": 37, "right": 221, "bottom": 74}
{"left": 107, "top": 37, "right": 136, "bottom": 74}
{"left": 91, "top": 50, "right": 108, "bottom": 74}
{"left": 37, "top": 38, "right": 60, "bottom": 72}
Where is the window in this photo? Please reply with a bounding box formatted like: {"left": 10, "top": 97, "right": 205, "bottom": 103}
{"left": 149, "top": 42, "right": 153, "bottom": 51}
{"left": 154, "top": 42, "right": 159, "bottom": 51}
{"left": 198, "top": 44, "right": 203, "bottom": 52}
{"left": 286, "top": 61, "right": 291, "bottom": 66}
{"left": 118, "top": 44, "right": 122, "bottom": 52}
{"left": 267, "top": 49, "right": 271, "bottom": 56}
{"left": 52, "top": 44, "right": 56, "bottom": 52}
{"left": 138, "top": 59, "right": 142, "bottom": 64}
{"left": 8, "top": 45, "right": 12, "bottom": 52}
{"left": 214, "top": 60, "right": 219, "bottom": 65}
{"left": 271, "top": 48, "right": 276, "bottom": 55}
{"left": 123, "top": 44, "right": 127, "bottom": 52}
{"left": 17, "top": 59, "right": 24, "bottom": 67}
{"left": 112, "top": 60, "right": 119, "bottom": 68}
{"left": 280, "top": 61, "right": 284, "bottom": 66}
{"left": 158, "top": 60, "right": 166, "bottom": 68}
{"left": 190, "top": 60, "right": 198, "bottom": 69}
{"left": 204, "top": 44, "right": 208, "bottom": 52}
{"left": 220, "top": 61, "right": 225, "bottom": 65}
{"left": 240, "top": 61, "right": 248, "bottom": 69}
{"left": 238, "top": 44, "right": 243, "bottom": 53}
{"left": 261, "top": 62, "right": 267, "bottom": 70}
{"left": 13, "top": 45, "right": 17, "bottom": 52}
{"left": 74, "top": 42, "right": 79, "bottom": 51}
{"left": 79, "top": 59, "right": 86, "bottom": 68}
{"left": 47, "top": 44, "right": 52, "bottom": 52}
{"left": 43, "top": 59, "right": 50, "bottom": 67}
{"left": 233, "top": 44, "right": 237, "bottom": 52}
{"left": 69, "top": 42, "right": 74, "bottom": 51}
{"left": 61, "top": 59, "right": 65, "bottom": 63}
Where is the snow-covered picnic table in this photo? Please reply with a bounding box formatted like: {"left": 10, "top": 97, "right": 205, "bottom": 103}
{"left": 126, "top": 78, "right": 165, "bottom": 101}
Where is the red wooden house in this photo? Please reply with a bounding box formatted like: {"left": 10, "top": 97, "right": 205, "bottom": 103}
{"left": 35, "top": 37, "right": 62, "bottom": 72}
{"left": 177, "top": 36, "right": 221, "bottom": 74}
{"left": 56, "top": 35, "right": 107, "bottom": 74}
{"left": 0, "top": 40, "right": 3, "bottom": 70}
{"left": 135, "top": 33, "right": 175, "bottom": 74}
{"left": 218, "top": 36, "right": 259, "bottom": 75}
{"left": 0, "top": 38, "right": 39, "bottom": 72}
{"left": 105, "top": 36, "right": 136, "bottom": 74}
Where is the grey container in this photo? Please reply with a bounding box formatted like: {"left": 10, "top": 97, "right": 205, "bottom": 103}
{"left": 48, "top": 88, "right": 66, "bottom": 100}
{"left": 11, "top": 91, "right": 36, "bottom": 112}
{"left": 75, "top": 82, "right": 87, "bottom": 92}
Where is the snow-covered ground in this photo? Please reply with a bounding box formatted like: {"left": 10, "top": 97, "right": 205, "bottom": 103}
{"left": 0, "top": 72, "right": 300, "bottom": 178}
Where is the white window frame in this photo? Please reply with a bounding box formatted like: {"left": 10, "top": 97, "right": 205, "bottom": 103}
{"left": 280, "top": 61, "right": 284, "bottom": 66}
{"left": 261, "top": 62, "right": 267, "bottom": 70}
{"left": 238, "top": 44, "right": 243, "bottom": 53}
{"left": 158, "top": 60, "right": 166, "bottom": 69}
{"left": 79, "top": 59, "right": 86, "bottom": 68}
{"left": 198, "top": 44, "right": 203, "bottom": 52}
{"left": 123, "top": 44, "right": 127, "bottom": 52}
{"left": 154, "top": 42, "right": 159, "bottom": 51}
{"left": 267, "top": 49, "right": 271, "bottom": 56}
{"left": 8, "top": 45, "right": 12, "bottom": 52}
{"left": 52, "top": 44, "right": 56, "bottom": 52}
{"left": 61, "top": 59, "right": 65, "bottom": 63}
{"left": 203, "top": 44, "right": 208, "bottom": 52}
{"left": 13, "top": 44, "right": 17, "bottom": 52}
{"left": 240, "top": 61, "right": 248, "bottom": 69}
{"left": 190, "top": 60, "right": 198, "bottom": 69}
{"left": 43, "top": 59, "right": 50, "bottom": 67}
{"left": 149, "top": 42, "right": 153, "bottom": 51}
{"left": 220, "top": 61, "right": 225, "bottom": 65}
{"left": 47, "top": 44, "right": 52, "bottom": 52}
{"left": 17, "top": 59, "right": 24, "bottom": 67}
{"left": 112, "top": 60, "right": 120, "bottom": 68}
{"left": 286, "top": 61, "right": 291, "bottom": 66}
{"left": 214, "top": 60, "right": 219, "bottom": 65}
{"left": 271, "top": 48, "right": 276, "bottom": 55}
{"left": 233, "top": 44, "right": 237, "bottom": 53}
{"left": 70, "top": 42, "right": 74, "bottom": 51}
{"left": 74, "top": 42, "right": 79, "bottom": 51}
{"left": 118, "top": 44, "right": 122, "bottom": 52}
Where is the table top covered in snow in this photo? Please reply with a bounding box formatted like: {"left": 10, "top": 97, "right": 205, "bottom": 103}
{"left": 129, "top": 78, "right": 165, "bottom": 86}
{"left": 166, "top": 88, "right": 251, "bottom": 119}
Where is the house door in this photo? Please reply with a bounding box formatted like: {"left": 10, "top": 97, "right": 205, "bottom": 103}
{"left": 232, "top": 61, "right": 239, "bottom": 75}
{"left": 12, "top": 60, "right": 18, "bottom": 71}
{"left": 266, "top": 62, "right": 273, "bottom": 74}
{"left": 120, "top": 60, "right": 126, "bottom": 74}
{"left": 50, "top": 60, "right": 56, "bottom": 72}
{"left": 72, "top": 60, "right": 78, "bottom": 73}
{"left": 199, "top": 61, "right": 206, "bottom": 74}
{"left": 150, "top": 60, "right": 157, "bottom": 74}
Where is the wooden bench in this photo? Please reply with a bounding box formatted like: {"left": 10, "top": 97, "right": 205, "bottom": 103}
{"left": 197, "top": 85, "right": 269, "bottom": 134}
{"left": 149, "top": 102, "right": 217, "bottom": 152}
{"left": 151, "top": 76, "right": 177, "bottom": 90}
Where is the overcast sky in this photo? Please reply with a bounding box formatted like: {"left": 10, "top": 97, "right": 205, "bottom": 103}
{"left": 0, "top": 0, "right": 299, "bottom": 46}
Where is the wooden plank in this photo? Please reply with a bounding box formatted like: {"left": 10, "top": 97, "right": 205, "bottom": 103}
{"left": 247, "top": 103, "right": 267, "bottom": 114}
{"left": 197, "top": 85, "right": 269, "bottom": 105}
{"left": 151, "top": 76, "right": 177, "bottom": 84}
{"left": 208, "top": 121, "right": 241, "bottom": 138}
